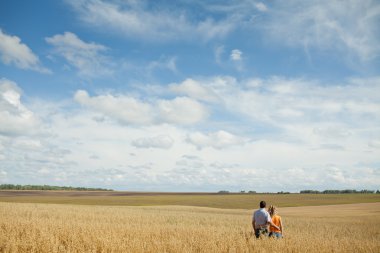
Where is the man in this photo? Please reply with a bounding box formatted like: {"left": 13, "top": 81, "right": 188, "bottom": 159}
{"left": 252, "top": 201, "right": 280, "bottom": 238}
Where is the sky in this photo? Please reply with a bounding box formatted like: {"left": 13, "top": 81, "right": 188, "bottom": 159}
{"left": 0, "top": 0, "right": 379, "bottom": 192}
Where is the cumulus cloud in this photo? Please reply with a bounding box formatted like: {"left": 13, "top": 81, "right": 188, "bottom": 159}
{"left": 162, "top": 160, "right": 380, "bottom": 192}
{"left": 214, "top": 76, "right": 380, "bottom": 127}
{"left": 46, "top": 32, "right": 112, "bottom": 77}
{"left": 167, "top": 75, "right": 380, "bottom": 156}
{"left": 326, "top": 166, "right": 352, "bottom": 184}
{"left": 230, "top": 49, "right": 242, "bottom": 61}
{"left": 158, "top": 97, "right": 208, "bottom": 125}
{"left": 132, "top": 135, "right": 174, "bottom": 149}
{"left": 214, "top": 47, "right": 245, "bottom": 70}
{"left": 74, "top": 90, "right": 154, "bottom": 125}
{"left": 66, "top": 0, "right": 236, "bottom": 42}
{"left": 187, "top": 130, "right": 246, "bottom": 149}
{"left": 0, "top": 29, "right": 50, "bottom": 73}
{"left": 262, "top": 0, "right": 380, "bottom": 61}
{"left": 255, "top": 2, "right": 268, "bottom": 12}
{"left": 169, "top": 78, "right": 219, "bottom": 103}
{"left": 230, "top": 49, "right": 245, "bottom": 71}
{"left": 0, "top": 79, "right": 42, "bottom": 136}
{"left": 74, "top": 90, "right": 208, "bottom": 125}
{"left": 2, "top": 75, "right": 379, "bottom": 191}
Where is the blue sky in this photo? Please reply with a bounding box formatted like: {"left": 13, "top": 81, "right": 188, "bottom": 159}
{"left": 0, "top": 0, "right": 379, "bottom": 192}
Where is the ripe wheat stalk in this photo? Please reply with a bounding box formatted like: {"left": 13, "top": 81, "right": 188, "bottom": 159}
{"left": 0, "top": 202, "right": 379, "bottom": 252}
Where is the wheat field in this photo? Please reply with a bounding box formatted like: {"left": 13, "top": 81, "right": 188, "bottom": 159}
{"left": 0, "top": 202, "right": 379, "bottom": 252}
{"left": 1, "top": 191, "right": 379, "bottom": 208}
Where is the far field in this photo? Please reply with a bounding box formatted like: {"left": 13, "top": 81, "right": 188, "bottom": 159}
{"left": 0, "top": 190, "right": 379, "bottom": 208}
{"left": 1, "top": 202, "right": 379, "bottom": 252}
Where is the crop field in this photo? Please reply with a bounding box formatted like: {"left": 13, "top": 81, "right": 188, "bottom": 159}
{"left": 0, "top": 201, "right": 379, "bottom": 253}
{"left": 0, "top": 191, "right": 379, "bottom": 208}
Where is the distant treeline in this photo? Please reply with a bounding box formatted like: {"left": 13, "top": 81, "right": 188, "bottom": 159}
{"left": 300, "top": 189, "right": 379, "bottom": 194}
{"left": 0, "top": 184, "right": 113, "bottom": 191}
{"left": 218, "top": 191, "right": 291, "bottom": 194}
{"left": 218, "top": 189, "right": 379, "bottom": 194}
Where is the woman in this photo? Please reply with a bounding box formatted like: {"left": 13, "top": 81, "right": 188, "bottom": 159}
{"left": 268, "top": 205, "right": 283, "bottom": 238}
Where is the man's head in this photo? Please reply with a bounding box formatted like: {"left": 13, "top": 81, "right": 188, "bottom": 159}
{"left": 259, "top": 201, "right": 266, "bottom": 208}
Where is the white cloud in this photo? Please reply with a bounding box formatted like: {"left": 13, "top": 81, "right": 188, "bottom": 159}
{"left": 167, "top": 75, "right": 380, "bottom": 159}
{"left": 277, "top": 108, "right": 304, "bottom": 118}
{"left": 0, "top": 29, "right": 50, "bottom": 73}
{"left": 262, "top": 0, "right": 380, "bottom": 61}
{"left": 313, "top": 126, "right": 351, "bottom": 139}
{"left": 229, "top": 49, "right": 245, "bottom": 71}
{"left": 147, "top": 56, "right": 177, "bottom": 73}
{"left": 214, "top": 76, "right": 380, "bottom": 128}
{"left": 0, "top": 170, "right": 7, "bottom": 182}
{"left": 132, "top": 135, "right": 174, "bottom": 149}
{"left": 74, "top": 90, "right": 154, "bottom": 125}
{"left": 65, "top": 0, "right": 380, "bottom": 63}
{"left": 245, "top": 78, "right": 263, "bottom": 88}
{"left": 12, "top": 138, "right": 42, "bottom": 151}
{"left": 326, "top": 166, "right": 347, "bottom": 184}
{"left": 368, "top": 140, "right": 380, "bottom": 149}
{"left": 74, "top": 90, "right": 208, "bottom": 125}
{"left": 255, "top": 2, "right": 268, "bottom": 12}
{"left": 46, "top": 32, "right": 112, "bottom": 77}
{"left": 214, "top": 45, "right": 224, "bottom": 65}
{"left": 230, "top": 49, "right": 242, "bottom": 61}
{"left": 187, "top": 130, "right": 246, "bottom": 149}
{"left": 169, "top": 78, "right": 220, "bottom": 103}
{"left": 65, "top": 0, "right": 236, "bottom": 42}
{"left": 214, "top": 46, "right": 246, "bottom": 71}
{"left": 2, "top": 75, "right": 380, "bottom": 191}
{"left": 158, "top": 97, "right": 208, "bottom": 125}
{"left": 0, "top": 79, "right": 42, "bottom": 136}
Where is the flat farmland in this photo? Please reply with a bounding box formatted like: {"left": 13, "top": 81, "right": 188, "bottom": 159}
{"left": 0, "top": 191, "right": 379, "bottom": 208}
{"left": 0, "top": 202, "right": 379, "bottom": 252}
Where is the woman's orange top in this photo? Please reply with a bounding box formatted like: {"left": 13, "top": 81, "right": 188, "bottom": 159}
{"left": 270, "top": 215, "right": 282, "bottom": 233}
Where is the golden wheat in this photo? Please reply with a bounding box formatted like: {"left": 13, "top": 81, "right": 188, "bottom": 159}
{"left": 0, "top": 202, "right": 379, "bottom": 252}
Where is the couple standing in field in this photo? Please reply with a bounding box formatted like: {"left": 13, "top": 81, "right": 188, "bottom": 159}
{"left": 252, "top": 201, "right": 283, "bottom": 239}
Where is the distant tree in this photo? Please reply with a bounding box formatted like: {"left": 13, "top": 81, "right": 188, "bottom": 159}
{"left": 0, "top": 184, "right": 113, "bottom": 191}
{"left": 360, "top": 190, "right": 374, "bottom": 194}
{"left": 341, "top": 189, "right": 356, "bottom": 194}
{"left": 248, "top": 191, "right": 256, "bottom": 194}
{"left": 240, "top": 190, "right": 246, "bottom": 193}
{"left": 323, "top": 190, "right": 340, "bottom": 194}
{"left": 217, "top": 190, "right": 230, "bottom": 194}
{"left": 301, "top": 189, "right": 377, "bottom": 194}
{"left": 300, "top": 190, "right": 320, "bottom": 194}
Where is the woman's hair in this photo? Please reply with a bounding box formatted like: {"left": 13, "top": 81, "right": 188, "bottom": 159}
{"left": 268, "top": 205, "right": 277, "bottom": 217}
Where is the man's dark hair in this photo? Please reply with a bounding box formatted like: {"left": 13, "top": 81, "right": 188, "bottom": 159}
{"left": 260, "top": 201, "right": 266, "bottom": 208}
